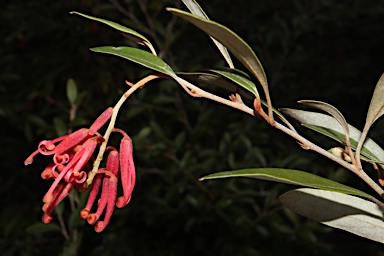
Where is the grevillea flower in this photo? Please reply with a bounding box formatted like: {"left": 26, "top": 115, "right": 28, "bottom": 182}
{"left": 79, "top": 128, "right": 136, "bottom": 232}
{"left": 24, "top": 107, "right": 138, "bottom": 232}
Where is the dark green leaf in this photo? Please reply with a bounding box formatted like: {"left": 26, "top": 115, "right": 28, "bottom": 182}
{"left": 90, "top": 46, "right": 175, "bottom": 76}
{"left": 167, "top": 8, "right": 268, "bottom": 96}
{"left": 71, "top": 12, "right": 156, "bottom": 54}
{"left": 181, "top": 0, "right": 234, "bottom": 67}
{"left": 200, "top": 168, "right": 375, "bottom": 200}
{"left": 66, "top": 78, "right": 77, "bottom": 105}
{"left": 53, "top": 117, "right": 67, "bottom": 136}
{"left": 210, "top": 70, "right": 258, "bottom": 97}
{"left": 26, "top": 222, "right": 61, "bottom": 234}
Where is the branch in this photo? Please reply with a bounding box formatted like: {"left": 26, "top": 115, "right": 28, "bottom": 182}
{"left": 172, "top": 75, "right": 384, "bottom": 201}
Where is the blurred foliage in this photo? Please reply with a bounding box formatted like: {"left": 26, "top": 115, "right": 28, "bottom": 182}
{"left": 1, "top": 0, "right": 384, "bottom": 255}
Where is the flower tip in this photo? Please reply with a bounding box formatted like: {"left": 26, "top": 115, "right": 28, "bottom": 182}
{"left": 24, "top": 157, "right": 33, "bottom": 166}
{"left": 43, "top": 194, "right": 53, "bottom": 204}
{"left": 80, "top": 209, "right": 90, "bottom": 220}
{"left": 42, "top": 203, "right": 50, "bottom": 212}
{"left": 41, "top": 169, "right": 53, "bottom": 179}
{"left": 94, "top": 221, "right": 106, "bottom": 233}
{"left": 42, "top": 213, "right": 53, "bottom": 224}
{"left": 116, "top": 196, "right": 131, "bottom": 208}
{"left": 87, "top": 213, "right": 98, "bottom": 225}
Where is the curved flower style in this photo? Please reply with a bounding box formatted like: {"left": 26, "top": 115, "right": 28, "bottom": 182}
{"left": 24, "top": 107, "right": 137, "bottom": 232}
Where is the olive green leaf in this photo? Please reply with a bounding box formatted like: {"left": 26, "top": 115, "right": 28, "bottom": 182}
{"left": 365, "top": 72, "right": 384, "bottom": 127}
{"left": 280, "top": 188, "right": 384, "bottom": 244}
{"left": 281, "top": 108, "right": 384, "bottom": 163}
{"left": 182, "top": 0, "right": 234, "bottom": 68}
{"left": 167, "top": 8, "right": 271, "bottom": 108}
{"left": 70, "top": 11, "right": 156, "bottom": 55}
{"left": 357, "top": 73, "right": 384, "bottom": 158}
{"left": 66, "top": 78, "right": 77, "bottom": 105}
{"left": 200, "top": 168, "right": 375, "bottom": 200}
{"left": 210, "top": 70, "right": 258, "bottom": 97}
{"left": 90, "top": 46, "right": 175, "bottom": 76}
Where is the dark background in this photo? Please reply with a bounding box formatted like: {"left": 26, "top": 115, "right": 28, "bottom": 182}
{"left": 1, "top": 0, "right": 384, "bottom": 255}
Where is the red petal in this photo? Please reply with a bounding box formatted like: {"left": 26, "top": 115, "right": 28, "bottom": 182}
{"left": 95, "top": 177, "right": 118, "bottom": 232}
{"left": 54, "top": 128, "right": 90, "bottom": 156}
{"left": 43, "top": 138, "right": 97, "bottom": 203}
{"left": 80, "top": 173, "right": 103, "bottom": 220}
{"left": 89, "top": 107, "right": 113, "bottom": 133}
{"left": 42, "top": 182, "right": 74, "bottom": 222}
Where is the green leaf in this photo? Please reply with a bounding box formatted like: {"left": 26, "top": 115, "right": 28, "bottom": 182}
{"left": 90, "top": 46, "right": 175, "bottom": 76}
{"left": 280, "top": 188, "right": 384, "bottom": 244}
{"left": 281, "top": 108, "right": 384, "bottom": 163}
{"left": 70, "top": 11, "right": 156, "bottom": 55}
{"left": 66, "top": 78, "right": 77, "bottom": 105}
{"left": 365, "top": 72, "right": 384, "bottom": 126}
{"left": 210, "top": 70, "right": 258, "bottom": 97}
{"left": 200, "top": 168, "right": 375, "bottom": 200}
{"left": 298, "top": 100, "right": 349, "bottom": 138}
{"left": 53, "top": 117, "right": 67, "bottom": 136}
{"left": 177, "top": 71, "right": 253, "bottom": 99}
{"left": 26, "top": 222, "right": 61, "bottom": 234}
{"left": 181, "top": 0, "right": 234, "bottom": 68}
{"left": 167, "top": 8, "right": 269, "bottom": 98}
{"left": 217, "top": 67, "right": 251, "bottom": 78}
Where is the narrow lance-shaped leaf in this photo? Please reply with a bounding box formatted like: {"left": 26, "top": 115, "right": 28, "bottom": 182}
{"left": 167, "top": 8, "right": 272, "bottom": 113}
{"left": 210, "top": 70, "right": 258, "bottom": 97}
{"left": 281, "top": 108, "right": 384, "bottom": 163}
{"left": 181, "top": 0, "right": 234, "bottom": 68}
{"left": 177, "top": 71, "right": 254, "bottom": 99}
{"left": 218, "top": 67, "right": 251, "bottom": 78}
{"left": 90, "top": 46, "right": 175, "bottom": 76}
{"left": 200, "top": 168, "right": 375, "bottom": 200}
{"left": 357, "top": 73, "right": 384, "bottom": 160}
{"left": 280, "top": 188, "right": 384, "bottom": 244}
{"left": 365, "top": 72, "right": 384, "bottom": 126}
{"left": 298, "top": 100, "right": 349, "bottom": 138}
{"left": 70, "top": 11, "right": 157, "bottom": 55}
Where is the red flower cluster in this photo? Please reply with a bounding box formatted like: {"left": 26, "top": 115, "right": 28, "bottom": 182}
{"left": 24, "top": 107, "right": 136, "bottom": 232}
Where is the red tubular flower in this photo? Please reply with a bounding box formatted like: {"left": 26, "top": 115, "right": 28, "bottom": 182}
{"left": 24, "top": 107, "right": 113, "bottom": 166}
{"left": 25, "top": 106, "right": 138, "bottom": 232}
{"left": 42, "top": 182, "right": 74, "bottom": 224}
{"left": 42, "top": 137, "right": 99, "bottom": 204}
{"left": 24, "top": 107, "right": 113, "bottom": 225}
{"left": 116, "top": 137, "right": 136, "bottom": 208}
{"left": 81, "top": 149, "right": 119, "bottom": 232}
